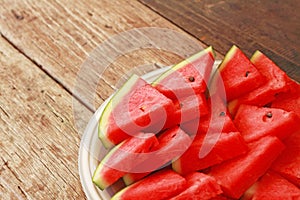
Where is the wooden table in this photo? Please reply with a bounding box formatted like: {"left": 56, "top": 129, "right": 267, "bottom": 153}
{"left": 0, "top": 0, "right": 299, "bottom": 199}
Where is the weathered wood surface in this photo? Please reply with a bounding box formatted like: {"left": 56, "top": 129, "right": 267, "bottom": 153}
{"left": 0, "top": 0, "right": 212, "bottom": 112}
{"left": 139, "top": 0, "right": 300, "bottom": 82}
{"left": 0, "top": 36, "right": 90, "bottom": 199}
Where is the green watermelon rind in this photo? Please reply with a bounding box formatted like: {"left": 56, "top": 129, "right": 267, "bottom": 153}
{"left": 111, "top": 188, "right": 126, "bottom": 200}
{"left": 151, "top": 46, "right": 215, "bottom": 86}
{"left": 250, "top": 50, "right": 263, "bottom": 63}
{"left": 122, "top": 173, "right": 136, "bottom": 186}
{"left": 172, "top": 158, "right": 182, "bottom": 174}
{"left": 98, "top": 74, "right": 141, "bottom": 149}
{"left": 92, "top": 141, "right": 124, "bottom": 190}
{"left": 217, "top": 45, "right": 238, "bottom": 71}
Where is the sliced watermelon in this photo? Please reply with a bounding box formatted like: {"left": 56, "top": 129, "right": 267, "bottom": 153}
{"left": 172, "top": 132, "right": 248, "bottom": 175}
{"left": 169, "top": 172, "right": 222, "bottom": 200}
{"left": 111, "top": 169, "right": 186, "bottom": 200}
{"left": 99, "top": 74, "right": 175, "bottom": 148}
{"left": 228, "top": 50, "right": 290, "bottom": 115}
{"left": 210, "top": 195, "right": 232, "bottom": 200}
{"left": 209, "top": 136, "right": 285, "bottom": 199}
{"left": 271, "top": 131, "right": 300, "bottom": 187}
{"left": 214, "top": 45, "right": 264, "bottom": 101}
{"left": 174, "top": 93, "right": 209, "bottom": 123}
{"left": 243, "top": 171, "right": 300, "bottom": 200}
{"left": 92, "top": 133, "right": 158, "bottom": 190}
{"left": 181, "top": 94, "right": 237, "bottom": 135}
{"left": 234, "top": 104, "right": 300, "bottom": 143}
{"left": 147, "top": 93, "right": 209, "bottom": 132}
{"left": 123, "top": 126, "right": 191, "bottom": 185}
{"left": 271, "top": 79, "right": 300, "bottom": 119}
{"left": 152, "top": 46, "right": 215, "bottom": 99}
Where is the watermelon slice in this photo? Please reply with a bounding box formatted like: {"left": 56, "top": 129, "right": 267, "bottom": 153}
{"left": 172, "top": 131, "right": 248, "bottom": 175}
{"left": 214, "top": 45, "right": 264, "bottom": 101}
{"left": 152, "top": 46, "right": 215, "bottom": 99}
{"left": 92, "top": 133, "right": 158, "bottom": 190}
{"left": 99, "top": 74, "right": 175, "bottom": 148}
{"left": 181, "top": 94, "right": 237, "bottom": 135}
{"left": 169, "top": 172, "right": 222, "bottom": 200}
{"left": 243, "top": 171, "right": 300, "bottom": 200}
{"left": 111, "top": 169, "right": 186, "bottom": 200}
{"left": 174, "top": 93, "right": 209, "bottom": 123}
{"left": 228, "top": 50, "right": 290, "bottom": 115}
{"left": 209, "top": 136, "right": 285, "bottom": 199}
{"left": 234, "top": 104, "right": 300, "bottom": 143}
{"left": 271, "top": 79, "right": 300, "bottom": 119}
{"left": 147, "top": 93, "right": 209, "bottom": 132}
{"left": 123, "top": 126, "right": 191, "bottom": 185}
{"left": 271, "top": 131, "right": 300, "bottom": 187}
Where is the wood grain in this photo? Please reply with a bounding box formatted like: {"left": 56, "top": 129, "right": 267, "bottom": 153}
{"left": 0, "top": 0, "right": 212, "bottom": 112}
{"left": 0, "top": 36, "right": 90, "bottom": 199}
{"left": 139, "top": 0, "right": 300, "bottom": 82}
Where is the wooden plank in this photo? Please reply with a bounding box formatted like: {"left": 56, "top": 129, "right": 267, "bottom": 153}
{"left": 0, "top": 0, "right": 215, "bottom": 112}
{"left": 0, "top": 36, "right": 90, "bottom": 199}
{"left": 139, "top": 0, "right": 300, "bottom": 82}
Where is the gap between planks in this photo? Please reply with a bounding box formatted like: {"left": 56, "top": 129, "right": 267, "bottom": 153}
{"left": 0, "top": 33, "right": 95, "bottom": 113}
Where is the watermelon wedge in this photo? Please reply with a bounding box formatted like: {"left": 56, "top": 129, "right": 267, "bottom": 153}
{"left": 209, "top": 136, "right": 285, "bottom": 199}
{"left": 181, "top": 94, "right": 237, "bottom": 135}
{"left": 214, "top": 45, "right": 264, "bottom": 101}
{"left": 243, "top": 171, "right": 300, "bottom": 200}
{"left": 234, "top": 104, "right": 300, "bottom": 143}
{"left": 152, "top": 46, "right": 215, "bottom": 99}
{"left": 172, "top": 131, "right": 248, "bottom": 175}
{"left": 99, "top": 74, "right": 175, "bottom": 148}
{"left": 92, "top": 133, "right": 158, "bottom": 190}
{"left": 169, "top": 172, "right": 222, "bottom": 200}
{"left": 111, "top": 169, "right": 186, "bottom": 200}
{"left": 228, "top": 50, "right": 290, "bottom": 115}
{"left": 173, "top": 93, "right": 209, "bottom": 123}
{"left": 271, "top": 131, "right": 300, "bottom": 187}
{"left": 123, "top": 126, "right": 191, "bottom": 185}
{"left": 147, "top": 93, "right": 209, "bottom": 132}
{"left": 271, "top": 79, "right": 300, "bottom": 119}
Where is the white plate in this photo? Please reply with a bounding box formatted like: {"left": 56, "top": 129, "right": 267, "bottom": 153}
{"left": 78, "top": 61, "right": 221, "bottom": 200}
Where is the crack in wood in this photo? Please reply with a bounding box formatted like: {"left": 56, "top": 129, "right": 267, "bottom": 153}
{"left": 17, "top": 185, "right": 27, "bottom": 199}
{"left": 0, "top": 158, "right": 23, "bottom": 184}
{"left": 0, "top": 105, "right": 10, "bottom": 118}
{"left": 0, "top": 34, "right": 93, "bottom": 113}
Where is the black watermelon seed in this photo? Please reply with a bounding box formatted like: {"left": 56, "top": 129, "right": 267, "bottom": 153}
{"left": 245, "top": 71, "right": 250, "bottom": 77}
{"left": 188, "top": 76, "right": 195, "bottom": 82}
{"left": 266, "top": 112, "right": 273, "bottom": 118}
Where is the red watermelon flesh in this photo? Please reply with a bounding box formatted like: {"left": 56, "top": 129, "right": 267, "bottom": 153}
{"left": 271, "top": 131, "right": 300, "bottom": 187}
{"left": 234, "top": 104, "right": 300, "bottom": 143}
{"left": 111, "top": 169, "right": 187, "bottom": 200}
{"left": 152, "top": 46, "right": 215, "bottom": 99}
{"left": 173, "top": 93, "right": 209, "bottom": 123}
{"left": 210, "top": 195, "right": 232, "bottom": 200}
{"left": 209, "top": 136, "right": 285, "bottom": 199}
{"left": 123, "top": 126, "right": 191, "bottom": 185}
{"left": 92, "top": 133, "right": 158, "bottom": 190}
{"left": 271, "top": 79, "right": 300, "bottom": 119}
{"left": 181, "top": 94, "right": 237, "bottom": 136}
{"left": 147, "top": 93, "right": 209, "bottom": 132}
{"left": 216, "top": 45, "right": 264, "bottom": 101}
{"left": 172, "top": 131, "right": 248, "bottom": 175}
{"left": 169, "top": 172, "right": 222, "bottom": 200}
{"left": 243, "top": 171, "right": 300, "bottom": 200}
{"left": 228, "top": 50, "right": 289, "bottom": 115}
{"left": 105, "top": 83, "right": 175, "bottom": 147}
